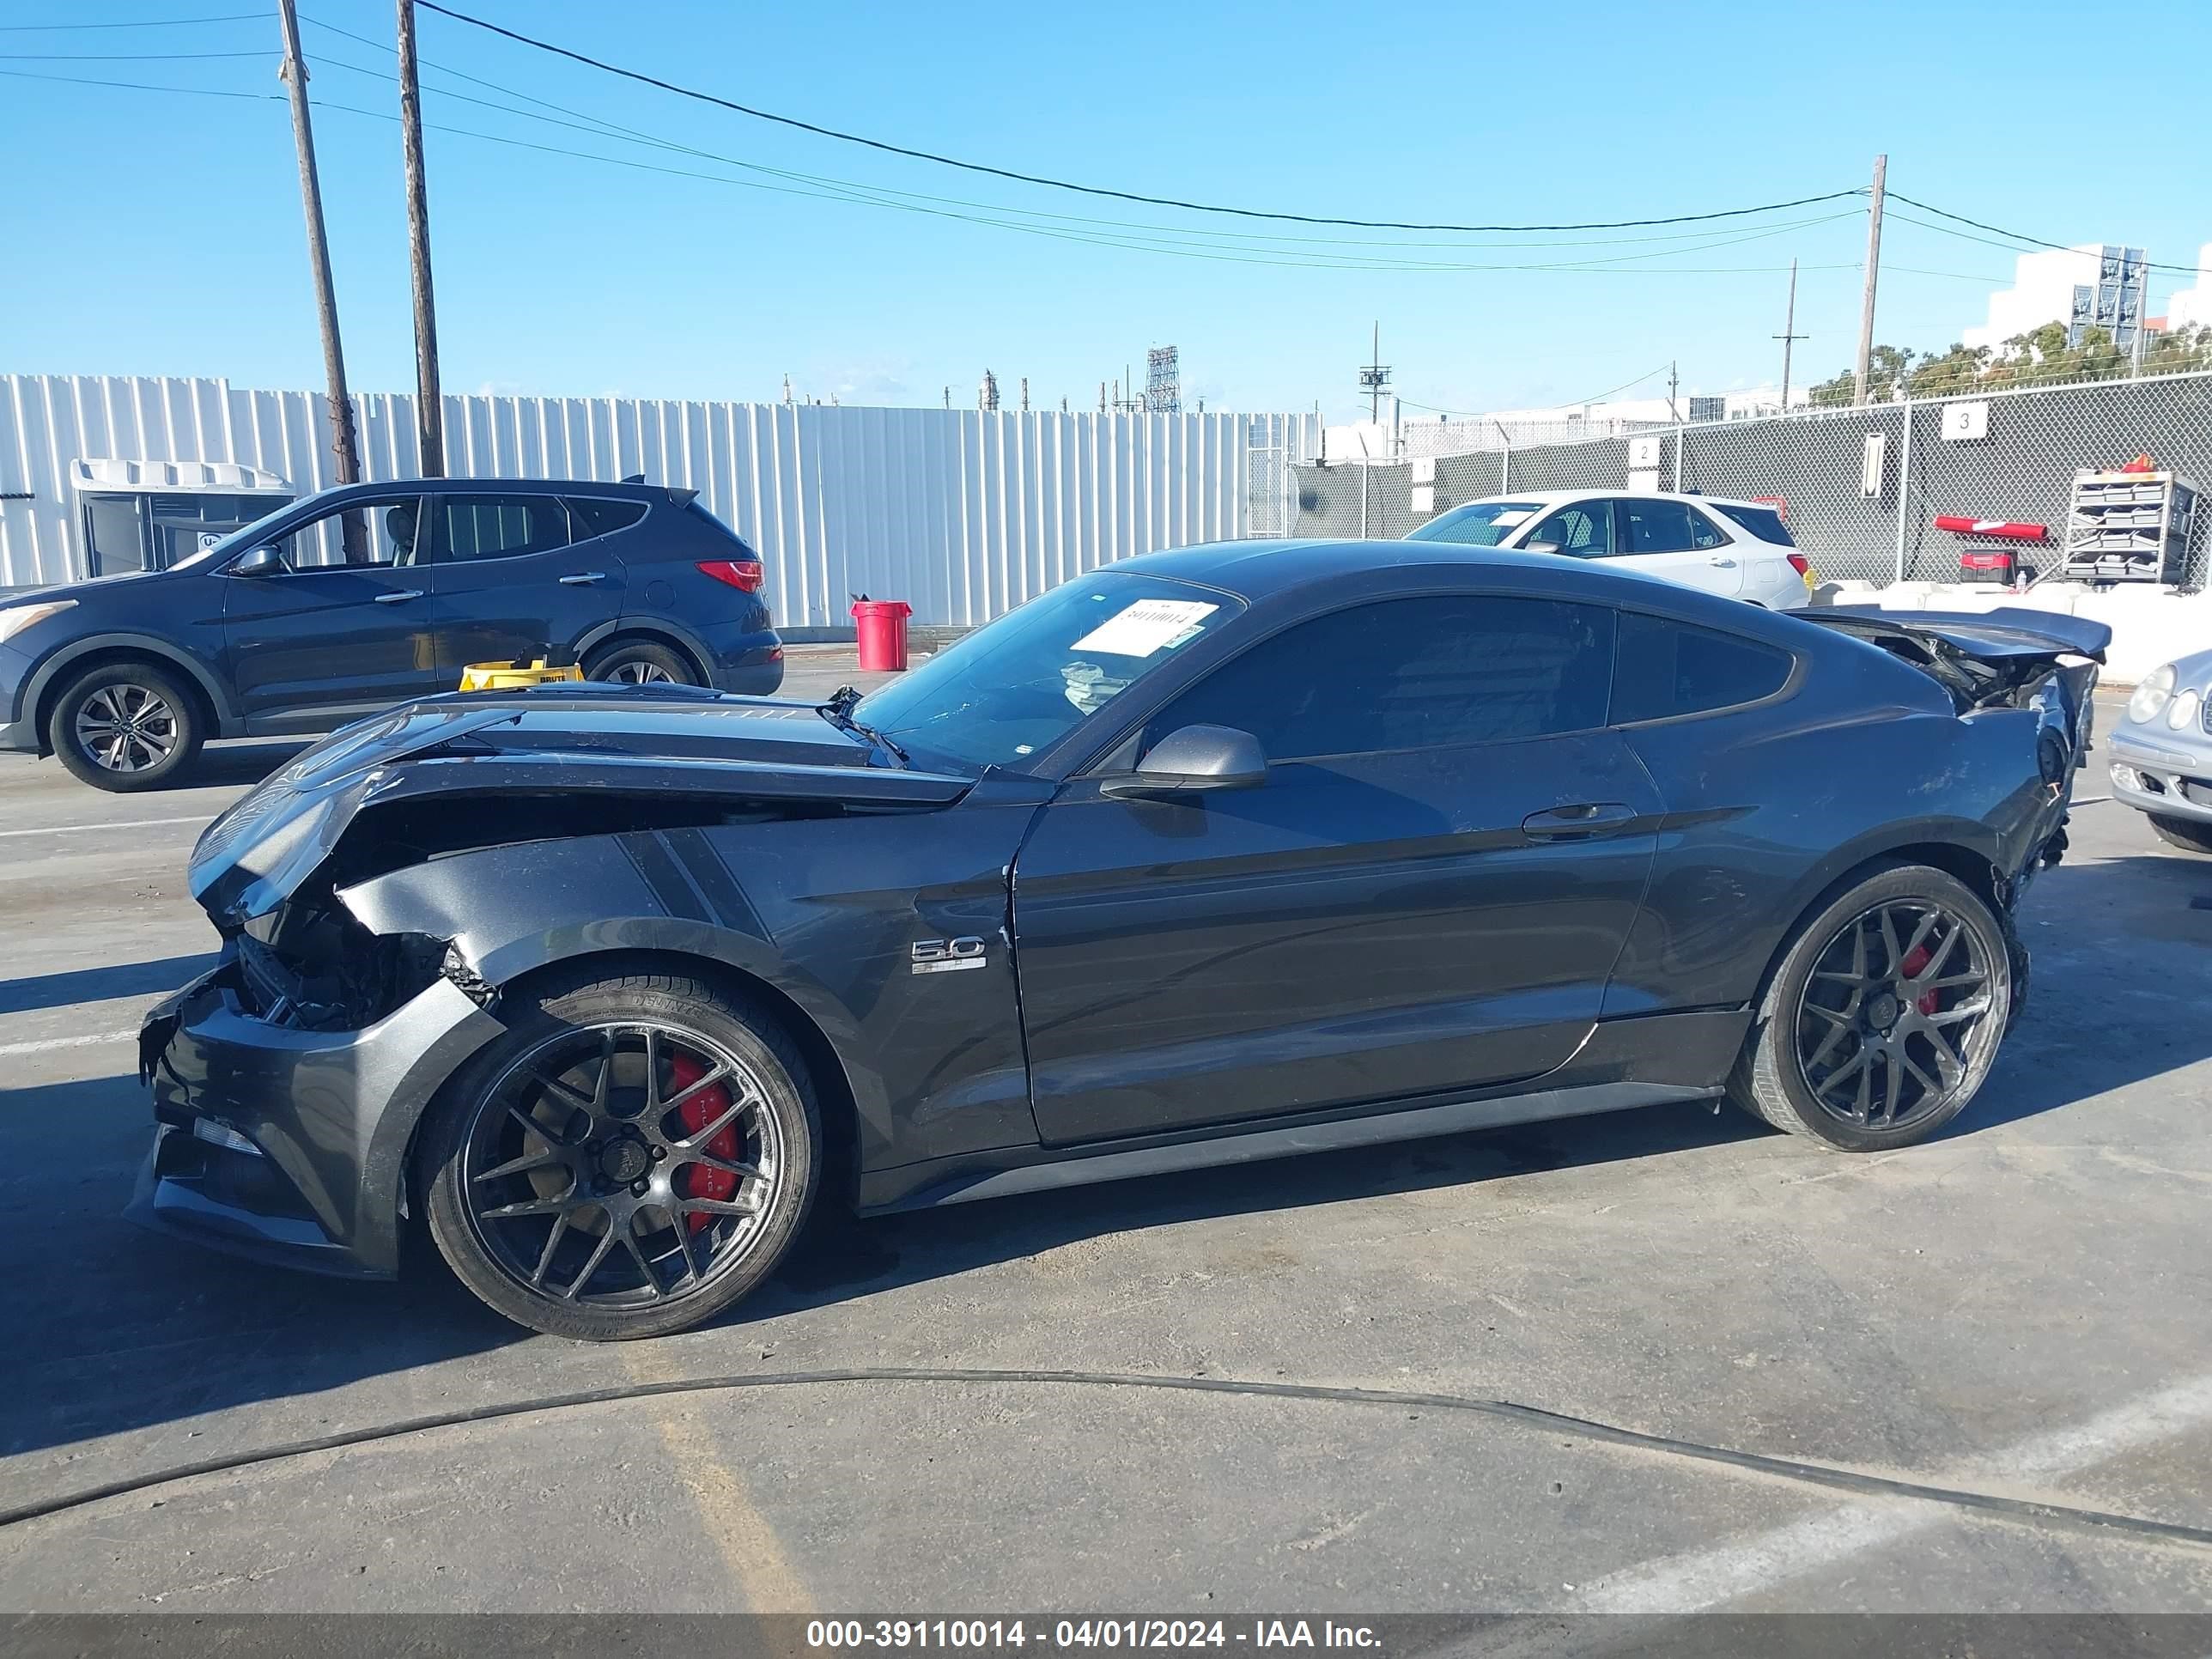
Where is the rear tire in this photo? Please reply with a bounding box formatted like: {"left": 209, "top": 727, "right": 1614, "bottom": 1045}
{"left": 584, "top": 640, "right": 698, "bottom": 687}
{"left": 47, "top": 661, "right": 204, "bottom": 792}
{"left": 2148, "top": 813, "right": 2212, "bottom": 856}
{"left": 1729, "top": 862, "right": 2011, "bottom": 1152}
{"left": 421, "top": 969, "right": 819, "bottom": 1340}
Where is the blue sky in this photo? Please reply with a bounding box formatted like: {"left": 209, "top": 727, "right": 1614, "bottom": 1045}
{"left": 3, "top": 0, "right": 2207, "bottom": 421}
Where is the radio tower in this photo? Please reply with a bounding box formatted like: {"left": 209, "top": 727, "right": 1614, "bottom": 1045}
{"left": 1146, "top": 345, "right": 1181, "bottom": 415}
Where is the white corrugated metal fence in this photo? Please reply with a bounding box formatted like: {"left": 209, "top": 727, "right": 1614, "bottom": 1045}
{"left": 0, "top": 375, "right": 1320, "bottom": 624}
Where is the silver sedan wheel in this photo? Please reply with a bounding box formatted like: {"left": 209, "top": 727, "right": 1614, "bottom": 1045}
{"left": 72, "top": 684, "right": 179, "bottom": 773}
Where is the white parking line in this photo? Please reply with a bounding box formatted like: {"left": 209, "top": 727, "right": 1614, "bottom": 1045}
{"left": 1576, "top": 1371, "right": 2212, "bottom": 1612}
{"left": 0, "top": 1030, "right": 137, "bottom": 1059}
{"left": 0, "top": 815, "right": 210, "bottom": 840}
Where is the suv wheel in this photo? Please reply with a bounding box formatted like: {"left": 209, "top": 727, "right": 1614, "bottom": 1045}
{"left": 585, "top": 641, "right": 697, "bottom": 686}
{"left": 48, "top": 662, "right": 204, "bottom": 792}
{"left": 1729, "top": 862, "right": 2011, "bottom": 1152}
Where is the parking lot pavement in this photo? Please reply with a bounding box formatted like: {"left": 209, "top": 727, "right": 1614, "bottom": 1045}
{"left": 3, "top": 684, "right": 2210, "bottom": 1614}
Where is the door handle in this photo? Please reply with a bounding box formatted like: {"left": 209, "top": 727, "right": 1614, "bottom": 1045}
{"left": 558, "top": 571, "right": 608, "bottom": 586}
{"left": 374, "top": 588, "right": 425, "bottom": 604}
{"left": 1708, "top": 556, "right": 1737, "bottom": 568}
{"left": 1522, "top": 802, "right": 1638, "bottom": 840}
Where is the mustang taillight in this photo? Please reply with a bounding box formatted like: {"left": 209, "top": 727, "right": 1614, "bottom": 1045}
{"left": 698, "top": 559, "right": 764, "bottom": 592}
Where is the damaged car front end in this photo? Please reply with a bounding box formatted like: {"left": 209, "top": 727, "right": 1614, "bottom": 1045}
{"left": 133, "top": 685, "right": 968, "bottom": 1277}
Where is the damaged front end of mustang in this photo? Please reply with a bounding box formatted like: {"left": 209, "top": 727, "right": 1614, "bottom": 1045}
{"left": 131, "top": 684, "right": 967, "bottom": 1275}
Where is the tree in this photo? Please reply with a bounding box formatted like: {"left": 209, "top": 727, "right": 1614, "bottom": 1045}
{"left": 1906, "top": 342, "right": 1990, "bottom": 397}
{"left": 1808, "top": 343, "right": 1915, "bottom": 406}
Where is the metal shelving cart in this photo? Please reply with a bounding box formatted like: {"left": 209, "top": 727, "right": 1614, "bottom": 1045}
{"left": 2059, "top": 468, "right": 2197, "bottom": 584}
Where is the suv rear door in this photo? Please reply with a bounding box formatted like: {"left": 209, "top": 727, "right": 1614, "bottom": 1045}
{"left": 422, "top": 493, "right": 629, "bottom": 676}
{"left": 1609, "top": 497, "right": 1744, "bottom": 597}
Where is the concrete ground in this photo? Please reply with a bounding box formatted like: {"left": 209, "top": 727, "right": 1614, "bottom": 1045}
{"left": 2, "top": 663, "right": 2209, "bottom": 1620}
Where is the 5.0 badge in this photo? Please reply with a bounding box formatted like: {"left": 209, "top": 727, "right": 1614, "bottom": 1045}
{"left": 910, "top": 937, "right": 988, "bottom": 975}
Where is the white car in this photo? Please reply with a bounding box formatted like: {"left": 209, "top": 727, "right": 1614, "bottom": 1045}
{"left": 1405, "top": 490, "right": 1817, "bottom": 609}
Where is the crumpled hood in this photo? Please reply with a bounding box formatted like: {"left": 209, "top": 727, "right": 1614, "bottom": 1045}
{"left": 188, "top": 684, "right": 965, "bottom": 925}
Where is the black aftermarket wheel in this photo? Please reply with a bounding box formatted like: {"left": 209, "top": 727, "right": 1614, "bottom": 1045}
{"left": 1729, "top": 863, "right": 2010, "bottom": 1152}
{"left": 422, "top": 970, "right": 819, "bottom": 1340}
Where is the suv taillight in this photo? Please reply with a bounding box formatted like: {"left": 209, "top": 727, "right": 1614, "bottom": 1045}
{"left": 697, "top": 559, "right": 763, "bottom": 592}
{"left": 1786, "top": 553, "right": 1810, "bottom": 576}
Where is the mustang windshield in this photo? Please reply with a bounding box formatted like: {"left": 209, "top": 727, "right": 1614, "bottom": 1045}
{"left": 854, "top": 572, "right": 1241, "bottom": 773}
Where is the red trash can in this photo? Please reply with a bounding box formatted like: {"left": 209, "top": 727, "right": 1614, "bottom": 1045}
{"left": 853, "top": 599, "right": 913, "bottom": 672}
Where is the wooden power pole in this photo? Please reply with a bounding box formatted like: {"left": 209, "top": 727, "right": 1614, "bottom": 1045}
{"left": 396, "top": 0, "right": 444, "bottom": 476}
{"left": 1852, "top": 155, "right": 1887, "bottom": 407}
{"left": 276, "top": 0, "right": 361, "bottom": 485}
{"left": 1774, "top": 258, "right": 1808, "bottom": 411}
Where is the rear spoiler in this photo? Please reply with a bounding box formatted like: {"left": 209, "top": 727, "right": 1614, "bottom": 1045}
{"left": 1805, "top": 605, "right": 2110, "bottom": 665}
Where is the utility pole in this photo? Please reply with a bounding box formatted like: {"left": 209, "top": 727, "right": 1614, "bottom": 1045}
{"left": 1357, "top": 321, "right": 1391, "bottom": 429}
{"left": 1668, "top": 361, "right": 1682, "bottom": 490}
{"left": 395, "top": 0, "right": 443, "bottom": 476}
{"left": 1774, "top": 258, "right": 1808, "bottom": 411}
{"left": 1371, "top": 323, "right": 1381, "bottom": 424}
{"left": 276, "top": 0, "right": 360, "bottom": 486}
{"left": 1853, "top": 154, "right": 1887, "bottom": 407}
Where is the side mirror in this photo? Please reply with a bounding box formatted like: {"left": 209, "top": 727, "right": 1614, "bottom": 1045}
{"left": 1100, "top": 724, "right": 1267, "bottom": 799}
{"left": 1522, "top": 539, "right": 1564, "bottom": 556}
{"left": 228, "top": 545, "right": 290, "bottom": 578}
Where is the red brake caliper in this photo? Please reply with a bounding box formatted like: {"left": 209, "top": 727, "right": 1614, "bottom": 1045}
{"left": 670, "top": 1049, "right": 738, "bottom": 1234}
{"left": 1898, "top": 945, "right": 1940, "bottom": 1017}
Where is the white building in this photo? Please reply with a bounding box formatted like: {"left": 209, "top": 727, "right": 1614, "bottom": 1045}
{"left": 1962, "top": 244, "right": 2149, "bottom": 351}
{"left": 1328, "top": 385, "right": 1806, "bottom": 460}
{"left": 2166, "top": 244, "right": 2212, "bottom": 331}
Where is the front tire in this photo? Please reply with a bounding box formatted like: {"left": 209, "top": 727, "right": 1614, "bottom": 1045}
{"left": 47, "top": 661, "right": 204, "bottom": 791}
{"left": 2148, "top": 813, "right": 2212, "bottom": 856}
{"left": 1729, "top": 863, "right": 2011, "bottom": 1152}
{"left": 421, "top": 969, "right": 819, "bottom": 1340}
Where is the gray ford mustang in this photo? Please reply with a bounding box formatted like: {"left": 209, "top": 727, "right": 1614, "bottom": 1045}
{"left": 136, "top": 541, "right": 2105, "bottom": 1340}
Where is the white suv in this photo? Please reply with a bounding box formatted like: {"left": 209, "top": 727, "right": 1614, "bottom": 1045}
{"left": 1405, "top": 490, "right": 1817, "bottom": 610}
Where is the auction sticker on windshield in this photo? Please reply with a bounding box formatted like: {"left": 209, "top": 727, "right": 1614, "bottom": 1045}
{"left": 1070, "top": 599, "right": 1219, "bottom": 658}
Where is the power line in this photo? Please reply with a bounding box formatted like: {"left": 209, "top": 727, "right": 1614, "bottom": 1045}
{"left": 303, "top": 14, "right": 1860, "bottom": 257}
{"left": 2, "top": 64, "right": 1874, "bottom": 279}
{"left": 0, "top": 10, "right": 263, "bottom": 27}
{"left": 0, "top": 48, "right": 268, "bottom": 59}
{"left": 415, "top": 0, "right": 1863, "bottom": 235}
{"left": 1886, "top": 191, "right": 2203, "bottom": 275}
{"left": 1395, "top": 363, "right": 1674, "bottom": 418}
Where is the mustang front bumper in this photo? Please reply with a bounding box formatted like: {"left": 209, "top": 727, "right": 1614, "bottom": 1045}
{"left": 130, "top": 953, "right": 503, "bottom": 1278}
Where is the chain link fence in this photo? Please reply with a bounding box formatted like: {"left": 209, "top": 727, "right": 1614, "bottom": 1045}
{"left": 1295, "top": 368, "right": 2212, "bottom": 589}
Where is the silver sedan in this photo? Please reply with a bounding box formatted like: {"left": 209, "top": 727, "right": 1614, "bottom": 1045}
{"left": 2107, "top": 645, "right": 2212, "bottom": 855}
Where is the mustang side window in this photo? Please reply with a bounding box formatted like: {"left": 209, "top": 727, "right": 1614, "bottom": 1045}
{"left": 1154, "top": 596, "right": 1616, "bottom": 760}
{"left": 1611, "top": 612, "right": 1793, "bottom": 722}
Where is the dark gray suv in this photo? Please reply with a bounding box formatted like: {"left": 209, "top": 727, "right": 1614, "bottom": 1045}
{"left": 0, "top": 477, "right": 783, "bottom": 790}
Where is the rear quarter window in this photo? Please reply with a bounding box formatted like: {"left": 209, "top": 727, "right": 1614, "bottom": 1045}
{"left": 1613, "top": 613, "right": 1794, "bottom": 723}
{"left": 684, "top": 499, "right": 760, "bottom": 556}
{"left": 565, "top": 497, "right": 648, "bottom": 538}
{"left": 1712, "top": 503, "right": 1796, "bottom": 547}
